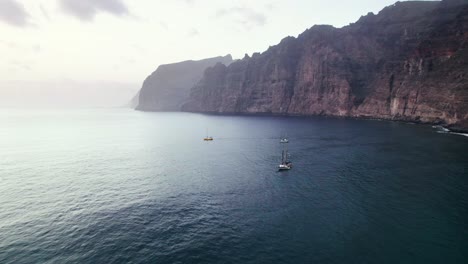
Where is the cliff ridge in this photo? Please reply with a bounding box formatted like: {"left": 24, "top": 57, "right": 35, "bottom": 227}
{"left": 182, "top": 0, "right": 468, "bottom": 130}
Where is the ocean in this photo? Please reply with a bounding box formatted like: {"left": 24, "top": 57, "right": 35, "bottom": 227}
{"left": 0, "top": 109, "right": 467, "bottom": 263}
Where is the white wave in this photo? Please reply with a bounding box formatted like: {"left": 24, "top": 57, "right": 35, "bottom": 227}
{"left": 451, "top": 132, "right": 468, "bottom": 138}
{"left": 432, "top": 125, "right": 450, "bottom": 132}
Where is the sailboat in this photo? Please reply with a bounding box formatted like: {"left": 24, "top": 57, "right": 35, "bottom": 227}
{"left": 204, "top": 128, "right": 213, "bottom": 141}
{"left": 280, "top": 134, "right": 289, "bottom": 143}
{"left": 278, "top": 145, "right": 292, "bottom": 171}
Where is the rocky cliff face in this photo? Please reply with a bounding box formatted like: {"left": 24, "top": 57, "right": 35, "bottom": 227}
{"left": 183, "top": 0, "right": 468, "bottom": 130}
{"left": 136, "top": 55, "right": 232, "bottom": 111}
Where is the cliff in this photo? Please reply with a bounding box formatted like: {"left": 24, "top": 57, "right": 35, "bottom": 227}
{"left": 136, "top": 55, "right": 232, "bottom": 111}
{"left": 182, "top": 0, "right": 468, "bottom": 131}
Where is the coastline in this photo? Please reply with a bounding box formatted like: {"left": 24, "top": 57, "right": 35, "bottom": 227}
{"left": 135, "top": 108, "right": 468, "bottom": 134}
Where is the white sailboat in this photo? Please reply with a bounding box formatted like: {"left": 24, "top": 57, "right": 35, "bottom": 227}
{"left": 280, "top": 134, "right": 289, "bottom": 143}
{"left": 204, "top": 128, "right": 213, "bottom": 141}
{"left": 278, "top": 145, "right": 292, "bottom": 171}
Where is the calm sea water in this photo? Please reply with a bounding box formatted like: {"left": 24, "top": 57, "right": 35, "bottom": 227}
{"left": 0, "top": 109, "right": 467, "bottom": 264}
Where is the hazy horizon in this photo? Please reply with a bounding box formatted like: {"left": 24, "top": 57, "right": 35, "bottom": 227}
{"left": 0, "top": 80, "right": 137, "bottom": 108}
{"left": 0, "top": 0, "right": 439, "bottom": 107}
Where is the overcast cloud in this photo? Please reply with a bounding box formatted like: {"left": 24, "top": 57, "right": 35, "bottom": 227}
{"left": 0, "top": 0, "right": 30, "bottom": 27}
{"left": 59, "top": 0, "right": 129, "bottom": 21}
{"left": 0, "top": 0, "right": 424, "bottom": 87}
{"left": 216, "top": 7, "right": 267, "bottom": 29}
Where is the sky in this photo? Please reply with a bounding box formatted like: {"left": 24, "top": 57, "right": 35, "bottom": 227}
{"left": 0, "top": 0, "right": 437, "bottom": 107}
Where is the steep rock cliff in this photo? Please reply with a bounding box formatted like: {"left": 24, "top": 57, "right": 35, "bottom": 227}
{"left": 136, "top": 55, "right": 232, "bottom": 111}
{"left": 183, "top": 0, "right": 468, "bottom": 130}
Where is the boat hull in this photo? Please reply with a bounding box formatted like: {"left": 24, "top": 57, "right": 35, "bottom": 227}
{"left": 278, "top": 163, "right": 292, "bottom": 171}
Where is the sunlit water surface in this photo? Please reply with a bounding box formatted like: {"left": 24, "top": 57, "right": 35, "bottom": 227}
{"left": 0, "top": 109, "right": 467, "bottom": 263}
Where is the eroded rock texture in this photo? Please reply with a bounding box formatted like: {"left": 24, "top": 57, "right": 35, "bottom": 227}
{"left": 183, "top": 0, "right": 468, "bottom": 130}
{"left": 136, "top": 55, "right": 232, "bottom": 111}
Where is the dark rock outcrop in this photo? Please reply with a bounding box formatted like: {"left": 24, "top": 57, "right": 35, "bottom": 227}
{"left": 136, "top": 55, "right": 232, "bottom": 111}
{"left": 183, "top": 0, "right": 468, "bottom": 131}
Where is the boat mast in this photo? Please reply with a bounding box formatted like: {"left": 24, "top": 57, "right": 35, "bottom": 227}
{"left": 284, "top": 141, "right": 289, "bottom": 163}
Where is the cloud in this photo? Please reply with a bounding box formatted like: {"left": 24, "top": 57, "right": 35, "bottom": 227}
{"left": 0, "top": 0, "right": 30, "bottom": 27}
{"left": 159, "top": 21, "right": 169, "bottom": 30}
{"left": 188, "top": 28, "right": 199, "bottom": 37}
{"left": 9, "top": 59, "right": 33, "bottom": 71}
{"left": 1, "top": 40, "right": 19, "bottom": 49}
{"left": 119, "top": 56, "right": 135, "bottom": 64}
{"left": 59, "top": 0, "right": 129, "bottom": 21}
{"left": 32, "top": 44, "right": 41, "bottom": 53}
{"left": 0, "top": 40, "right": 42, "bottom": 53}
{"left": 39, "top": 4, "right": 51, "bottom": 21}
{"left": 216, "top": 7, "right": 266, "bottom": 29}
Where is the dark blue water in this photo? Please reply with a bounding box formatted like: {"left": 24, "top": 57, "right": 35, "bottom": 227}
{"left": 0, "top": 109, "right": 467, "bottom": 263}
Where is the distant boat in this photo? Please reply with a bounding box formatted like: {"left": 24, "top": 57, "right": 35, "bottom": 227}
{"left": 278, "top": 146, "right": 292, "bottom": 171}
{"left": 204, "top": 129, "right": 213, "bottom": 141}
{"left": 280, "top": 134, "right": 289, "bottom": 143}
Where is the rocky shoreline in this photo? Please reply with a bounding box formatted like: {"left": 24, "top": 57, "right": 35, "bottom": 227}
{"left": 180, "top": 109, "right": 468, "bottom": 134}
{"left": 136, "top": 0, "right": 468, "bottom": 132}
{"left": 182, "top": 0, "right": 468, "bottom": 131}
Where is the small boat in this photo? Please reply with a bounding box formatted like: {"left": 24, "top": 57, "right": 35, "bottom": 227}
{"left": 278, "top": 163, "right": 292, "bottom": 170}
{"left": 204, "top": 129, "right": 213, "bottom": 141}
{"left": 278, "top": 149, "right": 292, "bottom": 171}
{"left": 280, "top": 134, "right": 289, "bottom": 143}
